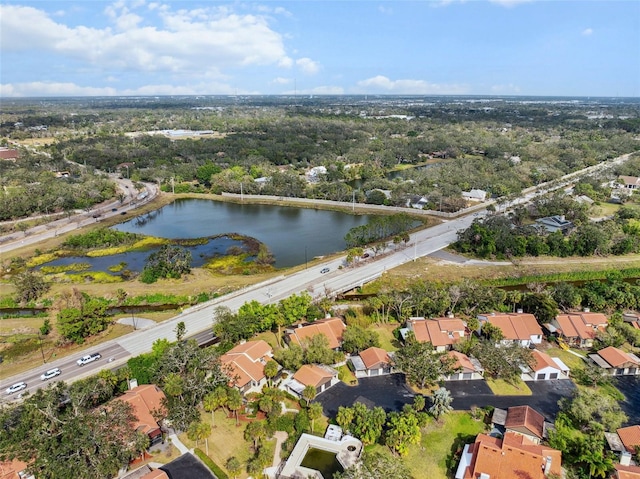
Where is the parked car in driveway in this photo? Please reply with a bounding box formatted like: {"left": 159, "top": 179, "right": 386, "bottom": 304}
{"left": 40, "top": 368, "right": 61, "bottom": 381}
{"left": 6, "top": 382, "right": 27, "bottom": 395}
{"left": 320, "top": 267, "right": 330, "bottom": 274}
{"left": 76, "top": 353, "right": 101, "bottom": 366}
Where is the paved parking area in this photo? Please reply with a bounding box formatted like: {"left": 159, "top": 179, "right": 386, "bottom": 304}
{"left": 614, "top": 376, "right": 640, "bottom": 425}
{"left": 315, "top": 374, "right": 415, "bottom": 417}
{"left": 448, "top": 379, "right": 576, "bottom": 421}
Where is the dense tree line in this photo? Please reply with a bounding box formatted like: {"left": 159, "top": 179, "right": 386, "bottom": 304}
{"left": 344, "top": 214, "right": 415, "bottom": 248}
{"left": 454, "top": 202, "right": 640, "bottom": 259}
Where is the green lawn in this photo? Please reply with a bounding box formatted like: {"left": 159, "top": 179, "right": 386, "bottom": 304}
{"left": 544, "top": 345, "right": 587, "bottom": 371}
{"left": 370, "top": 323, "right": 402, "bottom": 352}
{"left": 369, "top": 412, "right": 486, "bottom": 479}
{"left": 486, "top": 378, "right": 532, "bottom": 396}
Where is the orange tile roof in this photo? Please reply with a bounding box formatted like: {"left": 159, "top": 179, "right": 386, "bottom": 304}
{"left": 447, "top": 351, "right": 477, "bottom": 373}
{"left": 220, "top": 340, "right": 273, "bottom": 388}
{"left": 504, "top": 405, "right": 545, "bottom": 440}
{"left": 293, "top": 364, "right": 335, "bottom": 388}
{"left": 598, "top": 346, "right": 640, "bottom": 368}
{"left": 463, "top": 432, "right": 562, "bottom": 479}
{"left": 615, "top": 464, "right": 640, "bottom": 479}
{"left": 0, "top": 459, "right": 29, "bottom": 479}
{"left": 118, "top": 385, "right": 167, "bottom": 437}
{"left": 530, "top": 349, "right": 561, "bottom": 372}
{"left": 485, "top": 313, "right": 542, "bottom": 341}
{"left": 408, "top": 317, "right": 465, "bottom": 346}
{"left": 287, "top": 317, "right": 346, "bottom": 349}
{"left": 618, "top": 425, "right": 640, "bottom": 453}
{"left": 359, "top": 347, "right": 392, "bottom": 369}
{"left": 555, "top": 312, "right": 607, "bottom": 340}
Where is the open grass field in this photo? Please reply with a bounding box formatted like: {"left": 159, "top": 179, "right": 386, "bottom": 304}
{"left": 370, "top": 323, "right": 402, "bottom": 352}
{"left": 368, "top": 411, "right": 486, "bottom": 479}
{"left": 486, "top": 378, "right": 532, "bottom": 396}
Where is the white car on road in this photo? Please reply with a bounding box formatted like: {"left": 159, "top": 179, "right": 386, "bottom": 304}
{"left": 40, "top": 368, "right": 61, "bottom": 381}
{"left": 6, "top": 382, "right": 27, "bottom": 395}
{"left": 76, "top": 353, "right": 101, "bottom": 366}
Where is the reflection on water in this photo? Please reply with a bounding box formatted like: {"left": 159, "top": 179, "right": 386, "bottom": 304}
{"left": 113, "top": 199, "right": 373, "bottom": 267}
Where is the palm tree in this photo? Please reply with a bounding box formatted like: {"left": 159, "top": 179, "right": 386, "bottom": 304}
{"left": 226, "top": 457, "right": 242, "bottom": 479}
{"left": 203, "top": 387, "right": 227, "bottom": 426}
{"left": 187, "top": 421, "right": 211, "bottom": 454}
{"left": 264, "top": 360, "right": 279, "bottom": 387}
{"left": 302, "top": 385, "right": 317, "bottom": 407}
{"left": 227, "top": 388, "right": 243, "bottom": 426}
{"left": 308, "top": 402, "right": 323, "bottom": 434}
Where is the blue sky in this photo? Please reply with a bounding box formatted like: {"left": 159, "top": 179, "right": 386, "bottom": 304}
{"left": 1, "top": 0, "right": 638, "bottom": 97}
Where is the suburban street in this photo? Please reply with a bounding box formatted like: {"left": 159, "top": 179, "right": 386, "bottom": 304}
{"left": 1, "top": 151, "right": 634, "bottom": 400}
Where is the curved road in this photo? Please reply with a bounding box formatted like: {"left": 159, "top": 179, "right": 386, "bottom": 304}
{"left": 1, "top": 151, "right": 635, "bottom": 401}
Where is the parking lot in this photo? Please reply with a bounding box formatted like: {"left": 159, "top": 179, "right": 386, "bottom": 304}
{"left": 315, "top": 374, "right": 577, "bottom": 422}
{"left": 316, "top": 374, "right": 415, "bottom": 417}
{"left": 614, "top": 376, "right": 640, "bottom": 425}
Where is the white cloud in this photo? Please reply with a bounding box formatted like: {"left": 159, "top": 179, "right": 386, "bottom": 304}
{"left": 0, "top": 80, "right": 249, "bottom": 97}
{"left": 272, "top": 77, "right": 292, "bottom": 85}
{"left": 582, "top": 28, "right": 593, "bottom": 36}
{"left": 378, "top": 5, "right": 393, "bottom": 15}
{"left": 356, "top": 75, "right": 468, "bottom": 95}
{"left": 0, "top": 3, "right": 303, "bottom": 77}
{"left": 296, "top": 57, "right": 320, "bottom": 75}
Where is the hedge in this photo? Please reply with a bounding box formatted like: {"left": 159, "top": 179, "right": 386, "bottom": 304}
{"left": 193, "top": 448, "right": 229, "bottom": 479}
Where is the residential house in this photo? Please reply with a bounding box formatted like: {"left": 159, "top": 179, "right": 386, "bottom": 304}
{"left": 117, "top": 384, "right": 167, "bottom": 445}
{"left": 623, "top": 313, "right": 640, "bottom": 330}
{"left": 617, "top": 425, "right": 640, "bottom": 454}
{"left": 589, "top": 346, "right": 640, "bottom": 376}
{"left": 521, "top": 349, "right": 570, "bottom": 381}
{"left": 619, "top": 176, "right": 640, "bottom": 190}
{"left": 349, "top": 347, "right": 394, "bottom": 378}
{"left": 614, "top": 464, "right": 640, "bottom": 479}
{"left": 535, "top": 215, "right": 574, "bottom": 234}
{"left": 0, "top": 148, "right": 19, "bottom": 161}
{"left": 286, "top": 317, "right": 346, "bottom": 350}
{"left": 462, "top": 188, "right": 488, "bottom": 202}
{"left": 552, "top": 310, "right": 609, "bottom": 348}
{"left": 0, "top": 459, "right": 34, "bottom": 479}
{"left": 220, "top": 340, "right": 274, "bottom": 394}
{"left": 286, "top": 364, "right": 339, "bottom": 397}
{"left": 491, "top": 405, "right": 552, "bottom": 444}
{"left": 305, "top": 166, "right": 327, "bottom": 183}
{"left": 443, "top": 351, "right": 484, "bottom": 381}
{"left": 454, "top": 432, "right": 562, "bottom": 479}
{"left": 404, "top": 316, "right": 467, "bottom": 352}
{"left": 478, "top": 312, "right": 543, "bottom": 347}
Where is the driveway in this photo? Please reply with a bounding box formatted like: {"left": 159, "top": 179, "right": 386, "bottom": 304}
{"left": 447, "top": 379, "right": 576, "bottom": 421}
{"left": 315, "top": 374, "right": 415, "bottom": 417}
{"left": 614, "top": 376, "right": 640, "bottom": 426}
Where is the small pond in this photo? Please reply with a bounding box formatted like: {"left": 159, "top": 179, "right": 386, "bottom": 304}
{"left": 300, "top": 448, "right": 344, "bottom": 478}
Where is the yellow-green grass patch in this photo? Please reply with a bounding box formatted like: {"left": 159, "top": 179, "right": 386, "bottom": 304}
{"left": 368, "top": 411, "right": 486, "bottom": 479}
{"left": 370, "top": 323, "right": 402, "bottom": 352}
{"left": 252, "top": 331, "right": 281, "bottom": 350}
{"left": 486, "top": 378, "right": 532, "bottom": 396}
{"left": 544, "top": 346, "right": 587, "bottom": 371}
{"left": 337, "top": 364, "right": 357, "bottom": 385}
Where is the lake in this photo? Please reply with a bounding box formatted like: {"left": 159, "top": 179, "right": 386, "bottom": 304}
{"left": 112, "top": 198, "right": 374, "bottom": 268}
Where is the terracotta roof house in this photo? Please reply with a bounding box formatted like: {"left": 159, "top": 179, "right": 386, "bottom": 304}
{"left": 492, "top": 405, "right": 550, "bottom": 444}
{"left": 454, "top": 432, "right": 562, "bottom": 479}
{"left": 286, "top": 364, "right": 338, "bottom": 397}
{"left": 220, "top": 340, "right": 274, "bottom": 394}
{"left": 0, "top": 148, "right": 19, "bottom": 161}
{"left": 589, "top": 346, "right": 640, "bottom": 376}
{"left": 552, "top": 311, "right": 609, "bottom": 348}
{"left": 617, "top": 425, "right": 640, "bottom": 454}
{"left": 521, "top": 349, "right": 570, "bottom": 381}
{"left": 405, "top": 316, "right": 467, "bottom": 352}
{"left": 478, "top": 312, "right": 543, "bottom": 347}
{"left": 117, "top": 384, "right": 167, "bottom": 445}
{"left": 286, "top": 317, "right": 346, "bottom": 350}
{"left": 349, "top": 347, "right": 395, "bottom": 378}
{"left": 619, "top": 176, "right": 640, "bottom": 190}
{"left": 443, "top": 351, "right": 484, "bottom": 381}
{"left": 0, "top": 459, "right": 33, "bottom": 479}
{"left": 614, "top": 463, "right": 640, "bottom": 479}
{"left": 623, "top": 313, "right": 640, "bottom": 330}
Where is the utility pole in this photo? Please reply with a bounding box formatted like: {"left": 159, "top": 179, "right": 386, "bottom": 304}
{"left": 240, "top": 182, "right": 243, "bottom": 203}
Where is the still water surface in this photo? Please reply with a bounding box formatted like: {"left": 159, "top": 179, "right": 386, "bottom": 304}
{"left": 113, "top": 199, "right": 373, "bottom": 268}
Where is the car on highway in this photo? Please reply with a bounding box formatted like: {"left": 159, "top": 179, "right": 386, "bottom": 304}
{"left": 40, "top": 368, "right": 61, "bottom": 381}
{"left": 320, "top": 267, "right": 330, "bottom": 274}
{"left": 111, "top": 208, "right": 118, "bottom": 212}
{"left": 76, "top": 353, "right": 101, "bottom": 366}
{"left": 6, "top": 382, "right": 27, "bottom": 395}
{"left": 120, "top": 211, "right": 127, "bottom": 215}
